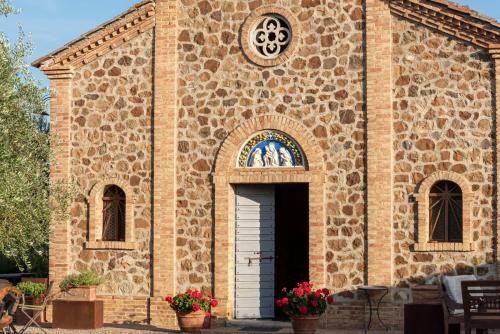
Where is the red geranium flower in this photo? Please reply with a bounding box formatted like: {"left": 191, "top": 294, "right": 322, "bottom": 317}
{"left": 276, "top": 299, "right": 283, "bottom": 307}
{"left": 179, "top": 294, "right": 184, "bottom": 298}
{"left": 294, "top": 288, "right": 304, "bottom": 297}
{"left": 322, "top": 288, "right": 330, "bottom": 295}
{"left": 281, "top": 287, "right": 287, "bottom": 293}
{"left": 304, "top": 287, "right": 311, "bottom": 294}
{"left": 327, "top": 295, "right": 334, "bottom": 304}
{"left": 299, "top": 306, "right": 308, "bottom": 315}
{"left": 192, "top": 303, "right": 200, "bottom": 312}
{"left": 311, "top": 300, "right": 319, "bottom": 308}
{"left": 165, "top": 296, "right": 173, "bottom": 304}
{"left": 211, "top": 299, "right": 218, "bottom": 307}
{"left": 281, "top": 297, "right": 289, "bottom": 305}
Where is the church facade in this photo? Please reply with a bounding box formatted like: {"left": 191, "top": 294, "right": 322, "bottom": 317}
{"left": 33, "top": 0, "right": 500, "bottom": 329}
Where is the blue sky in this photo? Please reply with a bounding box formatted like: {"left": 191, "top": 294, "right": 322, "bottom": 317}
{"left": 2, "top": 0, "right": 499, "bottom": 88}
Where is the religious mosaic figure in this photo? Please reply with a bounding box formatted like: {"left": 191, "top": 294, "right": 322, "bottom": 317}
{"left": 264, "top": 143, "right": 280, "bottom": 167}
{"left": 279, "top": 147, "right": 293, "bottom": 167}
{"left": 249, "top": 148, "right": 264, "bottom": 167}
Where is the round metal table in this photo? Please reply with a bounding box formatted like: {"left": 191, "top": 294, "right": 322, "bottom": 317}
{"left": 358, "top": 285, "right": 389, "bottom": 332}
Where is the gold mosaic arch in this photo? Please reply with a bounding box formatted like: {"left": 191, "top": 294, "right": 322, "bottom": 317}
{"left": 414, "top": 171, "right": 474, "bottom": 252}
{"left": 215, "top": 115, "right": 324, "bottom": 174}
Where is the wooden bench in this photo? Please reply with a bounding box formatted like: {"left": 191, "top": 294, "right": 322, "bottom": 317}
{"left": 462, "top": 280, "right": 500, "bottom": 334}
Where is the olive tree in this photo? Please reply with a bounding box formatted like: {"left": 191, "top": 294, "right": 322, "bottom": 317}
{"left": 0, "top": 0, "right": 71, "bottom": 273}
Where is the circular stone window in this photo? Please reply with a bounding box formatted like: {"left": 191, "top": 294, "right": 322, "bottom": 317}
{"left": 241, "top": 6, "right": 300, "bottom": 67}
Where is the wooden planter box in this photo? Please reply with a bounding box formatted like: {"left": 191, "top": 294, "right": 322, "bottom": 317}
{"left": 63, "top": 286, "right": 97, "bottom": 301}
{"left": 411, "top": 285, "right": 441, "bottom": 304}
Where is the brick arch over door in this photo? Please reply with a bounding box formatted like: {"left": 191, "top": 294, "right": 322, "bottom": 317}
{"left": 214, "top": 115, "right": 325, "bottom": 174}
{"left": 212, "top": 115, "right": 326, "bottom": 319}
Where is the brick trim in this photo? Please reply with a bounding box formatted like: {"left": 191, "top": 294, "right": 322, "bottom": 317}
{"left": 215, "top": 115, "right": 324, "bottom": 173}
{"left": 388, "top": 0, "right": 500, "bottom": 49}
{"left": 152, "top": 0, "right": 177, "bottom": 300}
{"left": 48, "top": 76, "right": 73, "bottom": 290}
{"left": 493, "top": 57, "right": 500, "bottom": 278}
{"left": 240, "top": 6, "right": 300, "bottom": 67}
{"left": 213, "top": 115, "right": 326, "bottom": 319}
{"left": 85, "top": 178, "right": 137, "bottom": 250}
{"left": 366, "top": 0, "right": 393, "bottom": 285}
{"left": 414, "top": 171, "right": 474, "bottom": 252}
{"left": 32, "top": 1, "right": 155, "bottom": 71}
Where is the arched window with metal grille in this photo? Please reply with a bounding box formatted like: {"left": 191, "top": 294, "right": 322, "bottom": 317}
{"left": 102, "top": 185, "right": 126, "bottom": 242}
{"left": 429, "top": 180, "right": 463, "bottom": 243}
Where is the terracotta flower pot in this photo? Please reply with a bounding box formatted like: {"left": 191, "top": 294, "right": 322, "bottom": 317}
{"left": 291, "top": 315, "right": 321, "bottom": 334}
{"left": 63, "top": 285, "right": 97, "bottom": 301}
{"left": 176, "top": 310, "right": 206, "bottom": 332}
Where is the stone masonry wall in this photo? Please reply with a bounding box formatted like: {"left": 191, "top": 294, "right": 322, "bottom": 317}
{"left": 69, "top": 30, "right": 154, "bottom": 296}
{"left": 176, "top": 0, "right": 365, "bottom": 295}
{"left": 391, "top": 16, "right": 495, "bottom": 292}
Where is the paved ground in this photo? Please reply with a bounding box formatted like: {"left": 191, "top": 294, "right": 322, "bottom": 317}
{"left": 12, "top": 325, "right": 402, "bottom": 334}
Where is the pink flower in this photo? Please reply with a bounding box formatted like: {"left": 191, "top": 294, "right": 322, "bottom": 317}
{"left": 281, "top": 287, "right": 287, "bottom": 293}
{"left": 311, "top": 300, "right": 319, "bottom": 308}
{"left": 304, "top": 287, "right": 311, "bottom": 294}
{"left": 294, "top": 288, "right": 304, "bottom": 298}
{"left": 197, "top": 292, "right": 203, "bottom": 299}
{"left": 276, "top": 300, "right": 283, "bottom": 308}
{"left": 165, "top": 296, "right": 173, "bottom": 304}
{"left": 299, "top": 306, "right": 308, "bottom": 315}
{"left": 211, "top": 299, "right": 218, "bottom": 307}
{"left": 314, "top": 290, "right": 322, "bottom": 298}
{"left": 281, "top": 297, "right": 289, "bottom": 305}
{"left": 327, "top": 296, "right": 334, "bottom": 304}
{"left": 192, "top": 303, "right": 200, "bottom": 312}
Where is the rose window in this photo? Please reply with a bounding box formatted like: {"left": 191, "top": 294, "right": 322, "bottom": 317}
{"left": 251, "top": 15, "right": 291, "bottom": 59}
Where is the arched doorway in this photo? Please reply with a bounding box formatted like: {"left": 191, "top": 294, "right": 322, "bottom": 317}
{"left": 212, "top": 115, "right": 326, "bottom": 319}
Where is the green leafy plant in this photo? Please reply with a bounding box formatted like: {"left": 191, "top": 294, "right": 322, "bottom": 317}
{"left": 165, "top": 289, "right": 218, "bottom": 314}
{"left": 59, "top": 270, "right": 104, "bottom": 292}
{"left": 277, "top": 282, "right": 333, "bottom": 317}
{"left": 16, "top": 281, "right": 46, "bottom": 298}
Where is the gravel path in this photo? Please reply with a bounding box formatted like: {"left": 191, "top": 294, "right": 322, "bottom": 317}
{"left": 11, "top": 326, "right": 403, "bottom": 334}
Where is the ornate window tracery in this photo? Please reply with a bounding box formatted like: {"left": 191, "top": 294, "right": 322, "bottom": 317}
{"left": 251, "top": 15, "right": 291, "bottom": 59}
{"left": 238, "top": 130, "right": 305, "bottom": 168}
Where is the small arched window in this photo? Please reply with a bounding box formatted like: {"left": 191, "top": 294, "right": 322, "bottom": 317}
{"left": 429, "top": 180, "right": 463, "bottom": 243}
{"left": 102, "top": 185, "right": 126, "bottom": 242}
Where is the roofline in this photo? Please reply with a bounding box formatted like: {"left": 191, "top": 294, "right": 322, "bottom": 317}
{"left": 32, "top": 0, "right": 155, "bottom": 69}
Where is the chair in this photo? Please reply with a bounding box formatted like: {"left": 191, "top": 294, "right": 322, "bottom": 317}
{"left": 462, "top": 280, "right": 500, "bottom": 334}
{"left": 440, "top": 275, "right": 476, "bottom": 334}
{"left": 0, "top": 287, "right": 22, "bottom": 334}
{"left": 11, "top": 281, "right": 54, "bottom": 334}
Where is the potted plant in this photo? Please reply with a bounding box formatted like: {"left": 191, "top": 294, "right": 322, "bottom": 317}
{"left": 15, "top": 281, "right": 47, "bottom": 324}
{"left": 59, "top": 270, "right": 103, "bottom": 301}
{"left": 165, "top": 289, "right": 218, "bottom": 332}
{"left": 276, "top": 282, "right": 334, "bottom": 334}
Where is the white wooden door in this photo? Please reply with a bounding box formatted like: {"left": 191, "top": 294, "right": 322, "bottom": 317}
{"left": 235, "top": 185, "right": 275, "bottom": 319}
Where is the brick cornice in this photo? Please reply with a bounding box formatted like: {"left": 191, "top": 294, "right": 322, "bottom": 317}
{"left": 32, "top": 0, "right": 155, "bottom": 71}
{"left": 388, "top": 0, "right": 500, "bottom": 49}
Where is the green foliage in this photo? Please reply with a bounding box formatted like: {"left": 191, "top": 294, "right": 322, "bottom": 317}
{"left": 59, "top": 271, "right": 104, "bottom": 292}
{"left": 16, "top": 281, "right": 46, "bottom": 298}
{"left": 0, "top": 0, "right": 73, "bottom": 274}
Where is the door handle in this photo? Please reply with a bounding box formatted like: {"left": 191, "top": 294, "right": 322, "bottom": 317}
{"left": 245, "top": 256, "right": 277, "bottom": 266}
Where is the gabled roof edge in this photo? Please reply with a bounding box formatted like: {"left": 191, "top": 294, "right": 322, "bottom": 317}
{"left": 388, "top": 0, "right": 500, "bottom": 50}
{"left": 32, "top": 0, "right": 155, "bottom": 72}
